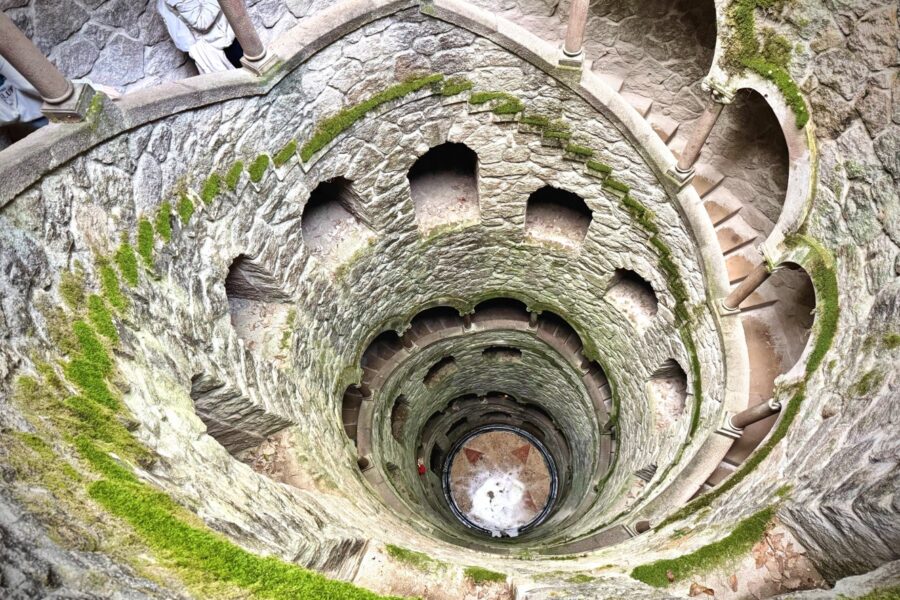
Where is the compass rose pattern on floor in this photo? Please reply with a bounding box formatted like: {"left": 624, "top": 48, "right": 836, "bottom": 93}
{"left": 448, "top": 430, "right": 552, "bottom": 537}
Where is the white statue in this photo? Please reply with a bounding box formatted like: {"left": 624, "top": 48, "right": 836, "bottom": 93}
{"left": 158, "top": 0, "right": 237, "bottom": 74}
{"left": 0, "top": 57, "right": 44, "bottom": 127}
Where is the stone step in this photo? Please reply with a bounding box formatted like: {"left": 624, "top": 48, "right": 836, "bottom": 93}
{"left": 717, "top": 226, "right": 758, "bottom": 257}
{"left": 691, "top": 162, "right": 725, "bottom": 198}
{"left": 647, "top": 112, "right": 680, "bottom": 144}
{"left": 703, "top": 186, "right": 744, "bottom": 227}
{"left": 621, "top": 91, "right": 653, "bottom": 117}
{"left": 596, "top": 72, "right": 624, "bottom": 92}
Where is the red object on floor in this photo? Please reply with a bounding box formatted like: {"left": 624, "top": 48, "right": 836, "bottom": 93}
{"left": 417, "top": 462, "right": 426, "bottom": 475}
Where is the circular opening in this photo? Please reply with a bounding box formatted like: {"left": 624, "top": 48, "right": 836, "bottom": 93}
{"left": 442, "top": 425, "right": 558, "bottom": 538}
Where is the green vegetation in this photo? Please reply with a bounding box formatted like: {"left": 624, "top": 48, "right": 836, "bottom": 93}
{"left": 852, "top": 369, "right": 884, "bottom": 397}
{"left": 632, "top": 507, "right": 775, "bottom": 587}
{"left": 248, "top": 155, "right": 270, "bottom": 183}
{"left": 200, "top": 173, "right": 221, "bottom": 204}
{"left": 225, "top": 161, "right": 243, "bottom": 191}
{"left": 384, "top": 544, "right": 437, "bottom": 571}
{"left": 520, "top": 114, "right": 550, "bottom": 127}
{"left": 464, "top": 566, "right": 506, "bottom": 585}
{"left": 136, "top": 218, "right": 154, "bottom": 267}
{"left": 155, "top": 201, "right": 173, "bottom": 243}
{"left": 440, "top": 76, "right": 473, "bottom": 96}
{"left": 603, "top": 178, "right": 630, "bottom": 194}
{"left": 62, "top": 320, "right": 117, "bottom": 410}
{"left": 274, "top": 140, "right": 297, "bottom": 167}
{"left": 722, "top": 0, "right": 809, "bottom": 127}
{"left": 543, "top": 130, "right": 572, "bottom": 141}
{"left": 564, "top": 144, "right": 594, "bottom": 158}
{"left": 658, "top": 235, "right": 838, "bottom": 527}
{"left": 567, "top": 574, "right": 595, "bottom": 584}
{"left": 114, "top": 239, "right": 139, "bottom": 287}
{"left": 87, "top": 294, "right": 118, "bottom": 343}
{"left": 280, "top": 308, "right": 296, "bottom": 351}
{"left": 884, "top": 333, "right": 900, "bottom": 350}
{"left": 59, "top": 266, "right": 85, "bottom": 310}
{"left": 177, "top": 194, "right": 194, "bottom": 225}
{"left": 846, "top": 586, "right": 900, "bottom": 600}
{"left": 300, "top": 73, "right": 444, "bottom": 162}
{"left": 586, "top": 160, "right": 612, "bottom": 176}
{"left": 467, "top": 90, "right": 523, "bottom": 115}
{"left": 97, "top": 258, "right": 127, "bottom": 311}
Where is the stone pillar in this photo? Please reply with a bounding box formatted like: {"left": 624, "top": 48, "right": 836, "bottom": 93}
{"left": 722, "top": 262, "right": 772, "bottom": 312}
{"left": 217, "top": 0, "right": 278, "bottom": 75}
{"left": 561, "top": 0, "right": 590, "bottom": 66}
{"left": 0, "top": 12, "right": 95, "bottom": 121}
{"left": 667, "top": 83, "right": 733, "bottom": 187}
{"left": 731, "top": 398, "right": 782, "bottom": 430}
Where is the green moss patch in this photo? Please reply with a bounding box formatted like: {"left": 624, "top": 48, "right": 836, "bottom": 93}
{"left": 604, "top": 178, "right": 630, "bottom": 194}
{"left": 177, "top": 194, "right": 195, "bottom": 225}
{"left": 441, "top": 76, "right": 472, "bottom": 96}
{"left": 155, "top": 201, "right": 173, "bottom": 243}
{"left": 883, "top": 333, "right": 900, "bottom": 349}
{"left": 300, "top": 73, "right": 444, "bottom": 162}
{"left": 722, "top": 0, "right": 809, "bottom": 127}
{"left": 98, "top": 259, "right": 127, "bottom": 311}
{"left": 136, "top": 218, "right": 154, "bottom": 267}
{"left": 384, "top": 544, "right": 438, "bottom": 571}
{"left": 114, "top": 239, "right": 139, "bottom": 287}
{"left": 274, "top": 140, "right": 297, "bottom": 167}
{"left": 852, "top": 369, "right": 884, "bottom": 397}
{"left": 87, "top": 294, "right": 118, "bottom": 343}
{"left": 586, "top": 160, "right": 612, "bottom": 176}
{"left": 632, "top": 507, "right": 774, "bottom": 587}
{"left": 225, "top": 161, "right": 243, "bottom": 191}
{"left": 200, "top": 173, "right": 221, "bottom": 204}
{"left": 520, "top": 114, "right": 550, "bottom": 127}
{"left": 467, "top": 91, "right": 524, "bottom": 115}
{"left": 464, "top": 567, "right": 506, "bottom": 585}
{"left": 248, "top": 155, "right": 270, "bottom": 183}
{"left": 59, "top": 266, "right": 86, "bottom": 310}
{"left": 564, "top": 144, "right": 594, "bottom": 158}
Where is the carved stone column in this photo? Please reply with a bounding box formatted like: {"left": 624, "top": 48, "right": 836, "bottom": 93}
{"left": 668, "top": 82, "right": 734, "bottom": 186}
{"left": 731, "top": 398, "right": 782, "bottom": 430}
{"left": 217, "top": 0, "right": 278, "bottom": 75}
{"left": 721, "top": 262, "right": 773, "bottom": 313}
{"left": 0, "top": 12, "right": 95, "bottom": 121}
{"left": 561, "top": 0, "right": 590, "bottom": 67}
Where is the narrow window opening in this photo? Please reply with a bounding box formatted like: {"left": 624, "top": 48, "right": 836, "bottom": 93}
{"left": 390, "top": 395, "right": 410, "bottom": 442}
{"left": 606, "top": 268, "right": 659, "bottom": 330}
{"left": 482, "top": 346, "right": 523, "bottom": 362}
{"left": 223, "top": 255, "right": 292, "bottom": 357}
{"left": 424, "top": 356, "right": 458, "bottom": 388}
{"left": 647, "top": 359, "right": 688, "bottom": 429}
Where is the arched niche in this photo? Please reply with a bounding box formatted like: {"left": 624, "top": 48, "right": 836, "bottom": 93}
{"left": 407, "top": 142, "right": 480, "bottom": 234}
{"left": 525, "top": 185, "right": 592, "bottom": 248}
{"left": 647, "top": 359, "right": 688, "bottom": 429}
{"left": 605, "top": 268, "right": 659, "bottom": 331}
{"left": 342, "top": 385, "right": 366, "bottom": 446}
{"left": 223, "top": 254, "right": 293, "bottom": 356}
{"left": 302, "top": 177, "right": 374, "bottom": 270}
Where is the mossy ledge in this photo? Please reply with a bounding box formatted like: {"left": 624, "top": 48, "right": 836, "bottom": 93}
{"left": 631, "top": 507, "right": 775, "bottom": 587}
{"left": 464, "top": 566, "right": 507, "bottom": 584}
{"left": 300, "top": 73, "right": 444, "bottom": 162}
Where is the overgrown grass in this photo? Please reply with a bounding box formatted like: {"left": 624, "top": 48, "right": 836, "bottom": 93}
{"left": 722, "top": 0, "right": 809, "bottom": 127}
{"left": 300, "top": 73, "right": 444, "bottom": 162}
{"left": 155, "top": 201, "right": 173, "bottom": 243}
{"left": 384, "top": 544, "right": 437, "bottom": 571}
{"left": 114, "top": 239, "right": 139, "bottom": 287}
{"left": 464, "top": 566, "right": 506, "bottom": 585}
{"left": 200, "top": 173, "right": 221, "bottom": 204}
{"left": 657, "top": 235, "right": 838, "bottom": 527}
{"left": 177, "top": 194, "right": 194, "bottom": 224}
{"left": 136, "top": 218, "right": 154, "bottom": 266}
{"left": 273, "top": 140, "right": 297, "bottom": 167}
{"left": 225, "top": 161, "right": 243, "bottom": 191}
{"left": 849, "top": 585, "right": 900, "bottom": 600}
{"left": 248, "top": 155, "right": 270, "bottom": 183}
{"left": 631, "top": 507, "right": 774, "bottom": 587}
